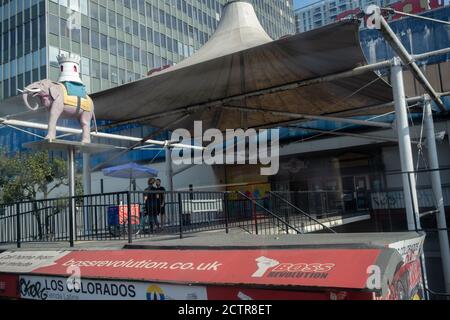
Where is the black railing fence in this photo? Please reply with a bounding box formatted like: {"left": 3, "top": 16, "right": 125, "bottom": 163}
{"left": 0, "top": 190, "right": 341, "bottom": 247}
{"left": 268, "top": 192, "right": 337, "bottom": 234}
{"left": 0, "top": 170, "right": 449, "bottom": 299}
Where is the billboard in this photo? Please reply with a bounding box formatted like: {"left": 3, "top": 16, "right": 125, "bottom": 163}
{"left": 336, "top": 0, "right": 444, "bottom": 22}
{"left": 386, "top": 236, "right": 426, "bottom": 300}
{"left": 390, "top": 0, "right": 443, "bottom": 20}
{"left": 0, "top": 235, "right": 426, "bottom": 301}
{"left": 19, "top": 275, "right": 207, "bottom": 301}
{"left": 23, "top": 249, "right": 383, "bottom": 290}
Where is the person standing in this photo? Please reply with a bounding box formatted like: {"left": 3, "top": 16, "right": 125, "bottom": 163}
{"left": 140, "top": 177, "right": 159, "bottom": 233}
{"left": 155, "top": 179, "right": 166, "bottom": 229}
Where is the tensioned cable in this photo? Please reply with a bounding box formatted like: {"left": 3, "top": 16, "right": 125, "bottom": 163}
{"left": 343, "top": 77, "right": 382, "bottom": 100}
{"left": 407, "top": 101, "right": 429, "bottom": 182}
{"left": 312, "top": 77, "right": 382, "bottom": 115}
{"left": 295, "top": 103, "right": 419, "bottom": 143}
{"left": 5, "top": 124, "right": 45, "bottom": 139}
{"left": 382, "top": 8, "right": 450, "bottom": 26}
{"left": 3, "top": 105, "right": 45, "bottom": 119}
{"left": 417, "top": 106, "right": 429, "bottom": 172}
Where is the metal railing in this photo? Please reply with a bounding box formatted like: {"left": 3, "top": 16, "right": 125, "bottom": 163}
{"left": 2, "top": 190, "right": 338, "bottom": 246}
{"left": 236, "top": 191, "right": 302, "bottom": 235}
{"left": 268, "top": 191, "right": 337, "bottom": 233}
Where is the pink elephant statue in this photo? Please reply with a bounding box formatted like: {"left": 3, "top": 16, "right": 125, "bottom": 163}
{"left": 21, "top": 79, "right": 95, "bottom": 143}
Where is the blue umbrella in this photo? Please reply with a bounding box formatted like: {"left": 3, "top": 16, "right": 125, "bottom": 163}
{"left": 102, "top": 162, "right": 158, "bottom": 190}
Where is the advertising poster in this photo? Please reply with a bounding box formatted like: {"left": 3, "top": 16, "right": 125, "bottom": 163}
{"left": 19, "top": 275, "right": 207, "bottom": 301}
{"left": 0, "top": 251, "right": 70, "bottom": 273}
{"left": 27, "top": 249, "right": 382, "bottom": 290}
{"left": 387, "top": 235, "right": 426, "bottom": 300}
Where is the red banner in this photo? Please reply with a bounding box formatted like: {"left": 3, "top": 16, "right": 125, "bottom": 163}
{"left": 30, "top": 249, "right": 381, "bottom": 290}
{"left": 390, "top": 0, "right": 443, "bottom": 20}
{"left": 336, "top": 0, "right": 444, "bottom": 22}
{"left": 0, "top": 274, "right": 20, "bottom": 299}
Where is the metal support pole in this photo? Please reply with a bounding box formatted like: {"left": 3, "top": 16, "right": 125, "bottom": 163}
{"left": 127, "top": 191, "right": 132, "bottom": 244}
{"left": 423, "top": 98, "right": 450, "bottom": 294}
{"left": 68, "top": 146, "right": 76, "bottom": 247}
{"left": 83, "top": 153, "right": 91, "bottom": 233}
{"left": 379, "top": 15, "right": 446, "bottom": 113}
{"left": 16, "top": 203, "right": 21, "bottom": 248}
{"left": 224, "top": 192, "right": 229, "bottom": 234}
{"left": 166, "top": 147, "right": 174, "bottom": 192}
{"left": 253, "top": 201, "right": 259, "bottom": 235}
{"left": 178, "top": 193, "right": 183, "bottom": 239}
{"left": 82, "top": 153, "right": 91, "bottom": 195}
{"left": 391, "top": 57, "right": 421, "bottom": 231}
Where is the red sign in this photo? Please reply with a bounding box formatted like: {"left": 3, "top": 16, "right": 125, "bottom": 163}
{"left": 336, "top": 0, "right": 444, "bottom": 22}
{"left": 30, "top": 249, "right": 382, "bottom": 290}
{"left": 390, "top": 0, "right": 443, "bottom": 20}
{"left": 0, "top": 274, "right": 19, "bottom": 299}
{"left": 336, "top": 8, "right": 361, "bottom": 21}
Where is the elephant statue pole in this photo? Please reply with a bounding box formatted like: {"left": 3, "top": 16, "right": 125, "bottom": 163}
{"left": 19, "top": 53, "right": 96, "bottom": 144}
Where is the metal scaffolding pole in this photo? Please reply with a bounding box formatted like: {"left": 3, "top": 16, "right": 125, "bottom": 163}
{"left": 391, "top": 57, "right": 421, "bottom": 231}
{"left": 379, "top": 15, "right": 446, "bottom": 112}
{"left": 0, "top": 117, "right": 203, "bottom": 151}
{"left": 68, "top": 146, "right": 76, "bottom": 247}
{"left": 423, "top": 98, "right": 450, "bottom": 294}
{"left": 83, "top": 153, "right": 92, "bottom": 233}
{"left": 82, "top": 153, "right": 91, "bottom": 195}
{"left": 166, "top": 147, "right": 174, "bottom": 192}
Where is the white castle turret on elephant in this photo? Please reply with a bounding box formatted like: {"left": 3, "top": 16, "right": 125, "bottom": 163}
{"left": 19, "top": 53, "right": 95, "bottom": 143}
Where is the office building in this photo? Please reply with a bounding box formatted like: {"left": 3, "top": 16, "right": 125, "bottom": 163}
{"left": 294, "top": 0, "right": 440, "bottom": 33}
{"left": 0, "top": 0, "right": 295, "bottom": 100}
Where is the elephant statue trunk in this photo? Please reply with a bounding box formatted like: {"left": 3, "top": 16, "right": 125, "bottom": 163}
{"left": 22, "top": 87, "right": 42, "bottom": 111}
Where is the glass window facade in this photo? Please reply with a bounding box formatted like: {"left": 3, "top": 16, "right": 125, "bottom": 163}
{"left": 1, "top": 0, "right": 46, "bottom": 99}
{"left": 0, "top": 0, "right": 295, "bottom": 163}
{"left": 1, "top": 0, "right": 295, "bottom": 100}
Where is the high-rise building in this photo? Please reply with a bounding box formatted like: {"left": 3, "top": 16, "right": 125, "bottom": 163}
{"left": 0, "top": 0, "right": 295, "bottom": 101}
{"left": 295, "top": 0, "right": 384, "bottom": 33}
{"left": 294, "top": 0, "right": 441, "bottom": 33}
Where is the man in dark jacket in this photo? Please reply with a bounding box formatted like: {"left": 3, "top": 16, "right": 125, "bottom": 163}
{"left": 139, "top": 177, "right": 159, "bottom": 233}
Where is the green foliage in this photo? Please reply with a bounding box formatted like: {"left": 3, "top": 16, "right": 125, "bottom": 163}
{"left": 0, "top": 150, "right": 82, "bottom": 204}
{"left": 75, "top": 176, "right": 84, "bottom": 197}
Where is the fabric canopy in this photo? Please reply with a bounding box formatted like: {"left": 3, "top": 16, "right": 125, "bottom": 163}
{"left": 102, "top": 162, "right": 158, "bottom": 179}
{"left": 90, "top": 1, "right": 394, "bottom": 133}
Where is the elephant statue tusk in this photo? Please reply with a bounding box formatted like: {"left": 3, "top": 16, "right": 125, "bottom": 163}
{"left": 17, "top": 89, "right": 24, "bottom": 93}
{"left": 24, "top": 88, "right": 42, "bottom": 93}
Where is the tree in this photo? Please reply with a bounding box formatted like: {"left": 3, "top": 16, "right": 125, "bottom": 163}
{"left": 0, "top": 150, "right": 84, "bottom": 241}
{"left": 0, "top": 151, "right": 83, "bottom": 203}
